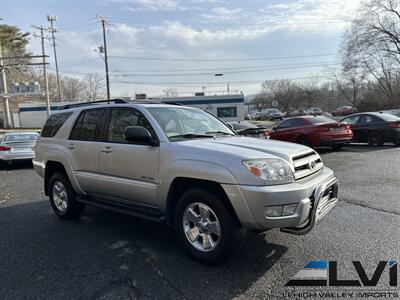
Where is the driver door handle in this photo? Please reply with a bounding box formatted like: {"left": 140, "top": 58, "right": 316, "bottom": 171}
{"left": 101, "top": 146, "right": 113, "bottom": 153}
{"left": 66, "top": 143, "right": 76, "bottom": 150}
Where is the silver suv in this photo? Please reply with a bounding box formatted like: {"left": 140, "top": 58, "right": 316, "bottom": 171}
{"left": 33, "top": 100, "right": 338, "bottom": 264}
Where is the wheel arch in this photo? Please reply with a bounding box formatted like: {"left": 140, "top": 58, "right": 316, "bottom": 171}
{"left": 165, "top": 177, "right": 242, "bottom": 228}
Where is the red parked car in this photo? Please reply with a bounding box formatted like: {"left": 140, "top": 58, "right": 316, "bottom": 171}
{"left": 332, "top": 106, "right": 357, "bottom": 116}
{"left": 265, "top": 116, "right": 353, "bottom": 149}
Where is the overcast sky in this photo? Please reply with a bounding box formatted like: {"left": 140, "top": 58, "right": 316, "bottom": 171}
{"left": 1, "top": 0, "right": 361, "bottom": 98}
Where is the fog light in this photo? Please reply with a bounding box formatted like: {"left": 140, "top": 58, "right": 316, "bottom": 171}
{"left": 282, "top": 203, "right": 298, "bottom": 216}
{"left": 265, "top": 206, "right": 283, "bottom": 217}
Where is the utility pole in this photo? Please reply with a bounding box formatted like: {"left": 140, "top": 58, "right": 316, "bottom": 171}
{"left": 47, "top": 15, "right": 62, "bottom": 102}
{"left": 0, "top": 44, "right": 11, "bottom": 128}
{"left": 33, "top": 26, "right": 51, "bottom": 117}
{"left": 97, "top": 16, "right": 110, "bottom": 100}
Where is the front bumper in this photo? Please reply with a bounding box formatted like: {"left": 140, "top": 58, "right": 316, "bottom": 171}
{"left": 222, "top": 167, "right": 338, "bottom": 233}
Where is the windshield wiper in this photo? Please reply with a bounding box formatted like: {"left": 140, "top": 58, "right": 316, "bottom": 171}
{"left": 205, "top": 131, "right": 236, "bottom": 136}
{"left": 169, "top": 133, "right": 214, "bottom": 139}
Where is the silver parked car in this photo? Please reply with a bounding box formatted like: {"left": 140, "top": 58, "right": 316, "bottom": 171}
{"left": 0, "top": 131, "right": 39, "bottom": 164}
{"left": 33, "top": 100, "right": 338, "bottom": 264}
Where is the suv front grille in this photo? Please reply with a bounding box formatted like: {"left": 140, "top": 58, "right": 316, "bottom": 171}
{"left": 292, "top": 151, "right": 323, "bottom": 180}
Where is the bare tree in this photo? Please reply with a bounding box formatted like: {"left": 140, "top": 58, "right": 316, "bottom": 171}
{"left": 61, "top": 77, "right": 87, "bottom": 101}
{"left": 84, "top": 73, "right": 105, "bottom": 101}
{"left": 341, "top": 0, "right": 400, "bottom": 104}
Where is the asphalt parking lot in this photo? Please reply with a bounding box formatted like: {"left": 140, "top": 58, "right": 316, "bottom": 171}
{"left": 0, "top": 145, "right": 399, "bottom": 299}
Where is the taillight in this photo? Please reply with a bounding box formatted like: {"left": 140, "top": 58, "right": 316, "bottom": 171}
{"left": 0, "top": 146, "right": 11, "bottom": 151}
{"left": 389, "top": 122, "right": 400, "bottom": 128}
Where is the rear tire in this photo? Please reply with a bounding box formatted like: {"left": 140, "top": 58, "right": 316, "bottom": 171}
{"left": 48, "top": 173, "right": 85, "bottom": 220}
{"left": 367, "top": 132, "right": 384, "bottom": 147}
{"left": 174, "top": 189, "right": 242, "bottom": 265}
{"left": 298, "top": 135, "right": 311, "bottom": 147}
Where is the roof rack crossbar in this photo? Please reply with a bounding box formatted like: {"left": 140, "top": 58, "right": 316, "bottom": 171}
{"left": 58, "top": 99, "right": 129, "bottom": 110}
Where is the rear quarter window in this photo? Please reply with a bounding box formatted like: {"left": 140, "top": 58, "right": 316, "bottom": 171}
{"left": 41, "top": 112, "right": 73, "bottom": 137}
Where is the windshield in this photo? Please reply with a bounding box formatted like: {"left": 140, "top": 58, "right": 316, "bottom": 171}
{"left": 147, "top": 107, "right": 235, "bottom": 139}
{"left": 3, "top": 133, "right": 38, "bottom": 142}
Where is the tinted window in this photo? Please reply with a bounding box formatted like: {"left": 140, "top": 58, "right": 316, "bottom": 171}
{"left": 217, "top": 107, "right": 237, "bottom": 118}
{"left": 291, "top": 119, "right": 306, "bottom": 127}
{"left": 278, "top": 119, "right": 295, "bottom": 129}
{"left": 108, "top": 109, "right": 154, "bottom": 143}
{"left": 70, "top": 109, "right": 107, "bottom": 141}
{"left": 359, "top": 115, "right": 381, "bottom": 123}
{"left": 41, "top": 112, "right": 72, "bottom": 137}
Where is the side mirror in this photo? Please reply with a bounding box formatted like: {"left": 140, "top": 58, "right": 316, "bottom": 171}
{"left": 124, "top": 126, "right": 159, "bottom": 146}
{"left": 272, "top": 126, "right": 277, "bottom": 131}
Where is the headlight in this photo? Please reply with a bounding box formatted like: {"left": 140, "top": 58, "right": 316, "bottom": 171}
{"left": 242, "top": 159, "right": 294, "bottom": 184}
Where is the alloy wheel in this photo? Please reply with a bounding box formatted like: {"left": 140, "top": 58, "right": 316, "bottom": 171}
{"left": 52, "top": 181, "right": 68, "bottom": 213}
{"left": 182, "top": 202, "right": 221, "bottom": 252}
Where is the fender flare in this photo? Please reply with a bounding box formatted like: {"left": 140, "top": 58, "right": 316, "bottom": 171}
{"left": 158, "top": 159, "right": 238, "bottom": 211}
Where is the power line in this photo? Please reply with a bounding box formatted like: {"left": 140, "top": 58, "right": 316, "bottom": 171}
{"left": 113, "top": 75, "right": 329, "bottom": 87}
{"left": 112, "top": 60, "right": 340, "bottom": 73}
{"left": 111, "top": 63, "right": 337, "bottom": 77}
{"left": 109, "top": 53, "right": 337, "bottom": 62}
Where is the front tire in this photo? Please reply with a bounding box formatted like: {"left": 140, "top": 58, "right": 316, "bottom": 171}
{"left": 48, "top": 173, "right": 85, "bottom": 219}
{"left": 298, "top": 135, "right": 311, "bottom": 147}
{"left": 367, "top": 131, "right": 384, "bottom": 147}
{"left": 174, "top": 189, "right": 242, "bottom": 265}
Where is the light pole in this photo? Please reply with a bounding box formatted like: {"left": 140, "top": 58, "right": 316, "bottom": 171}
{"left": 32, "top": 26, "right": 51, "bottom": 117}
{"left": 97, "top": 16, "right": 110, "bottom": 100}
{"left": 47, "top": 15, "right": 62, "bottom": 102}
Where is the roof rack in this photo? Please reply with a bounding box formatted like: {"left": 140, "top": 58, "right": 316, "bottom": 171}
{"left": 58, "top": 99, "right": 130, "bottom": 110}
{"left": 161, "top": 101, "right": 183, "bottom": 106}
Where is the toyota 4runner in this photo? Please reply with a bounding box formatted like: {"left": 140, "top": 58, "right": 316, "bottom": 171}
{"left": 33, "top": 99, "right": 338, "bottom": 264}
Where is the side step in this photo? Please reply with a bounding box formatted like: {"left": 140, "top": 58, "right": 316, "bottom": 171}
{"left": 76, "top": 196, "right": 166, "bottom": 223}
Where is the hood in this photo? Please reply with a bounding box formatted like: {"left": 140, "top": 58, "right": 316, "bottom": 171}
{"left": 178, "top": 136, "right": 314, "bottom": 163}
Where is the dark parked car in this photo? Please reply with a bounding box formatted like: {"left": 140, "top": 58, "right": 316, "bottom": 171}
{"left": 286, "top": 109, "right": 306, "bottom": 117}
{"left": 228, "top": 121, "right": 268, "bottom": 138}
{"left": 262, "top": 108, "right": 283, "bottom": 121}
{"left": 340, "top": 113, "right": 400, "bottom": 146}
{"left": 265, "top": 116, "right": 353, "bottom": 149}
{"left": 332, "top": 106, "right": 357, "bottom": 116}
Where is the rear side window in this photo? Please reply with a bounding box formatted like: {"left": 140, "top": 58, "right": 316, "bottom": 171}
{"left": 41, "top": 112, "right": 73, "bottom": 137}
{"left": 70, "top": 109, "right": 107, "bottom": 141}
{"left": 359, "top": 115, "right": 381, "bottom": 123}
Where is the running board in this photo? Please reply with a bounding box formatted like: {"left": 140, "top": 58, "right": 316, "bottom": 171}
{"left": 76, "top": 196, "right": 166, "bottom": 223}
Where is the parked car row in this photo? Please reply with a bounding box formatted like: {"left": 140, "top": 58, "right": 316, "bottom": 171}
{"left": 230, "top": 112, "right": 400, "bottom": 149}
{"left": 250, "top": 105, "right": 354, "bottom": 121}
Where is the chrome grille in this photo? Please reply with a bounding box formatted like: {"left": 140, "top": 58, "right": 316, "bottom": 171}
{"left": 292, "top": 151, "right": 323, "bottom": 180}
